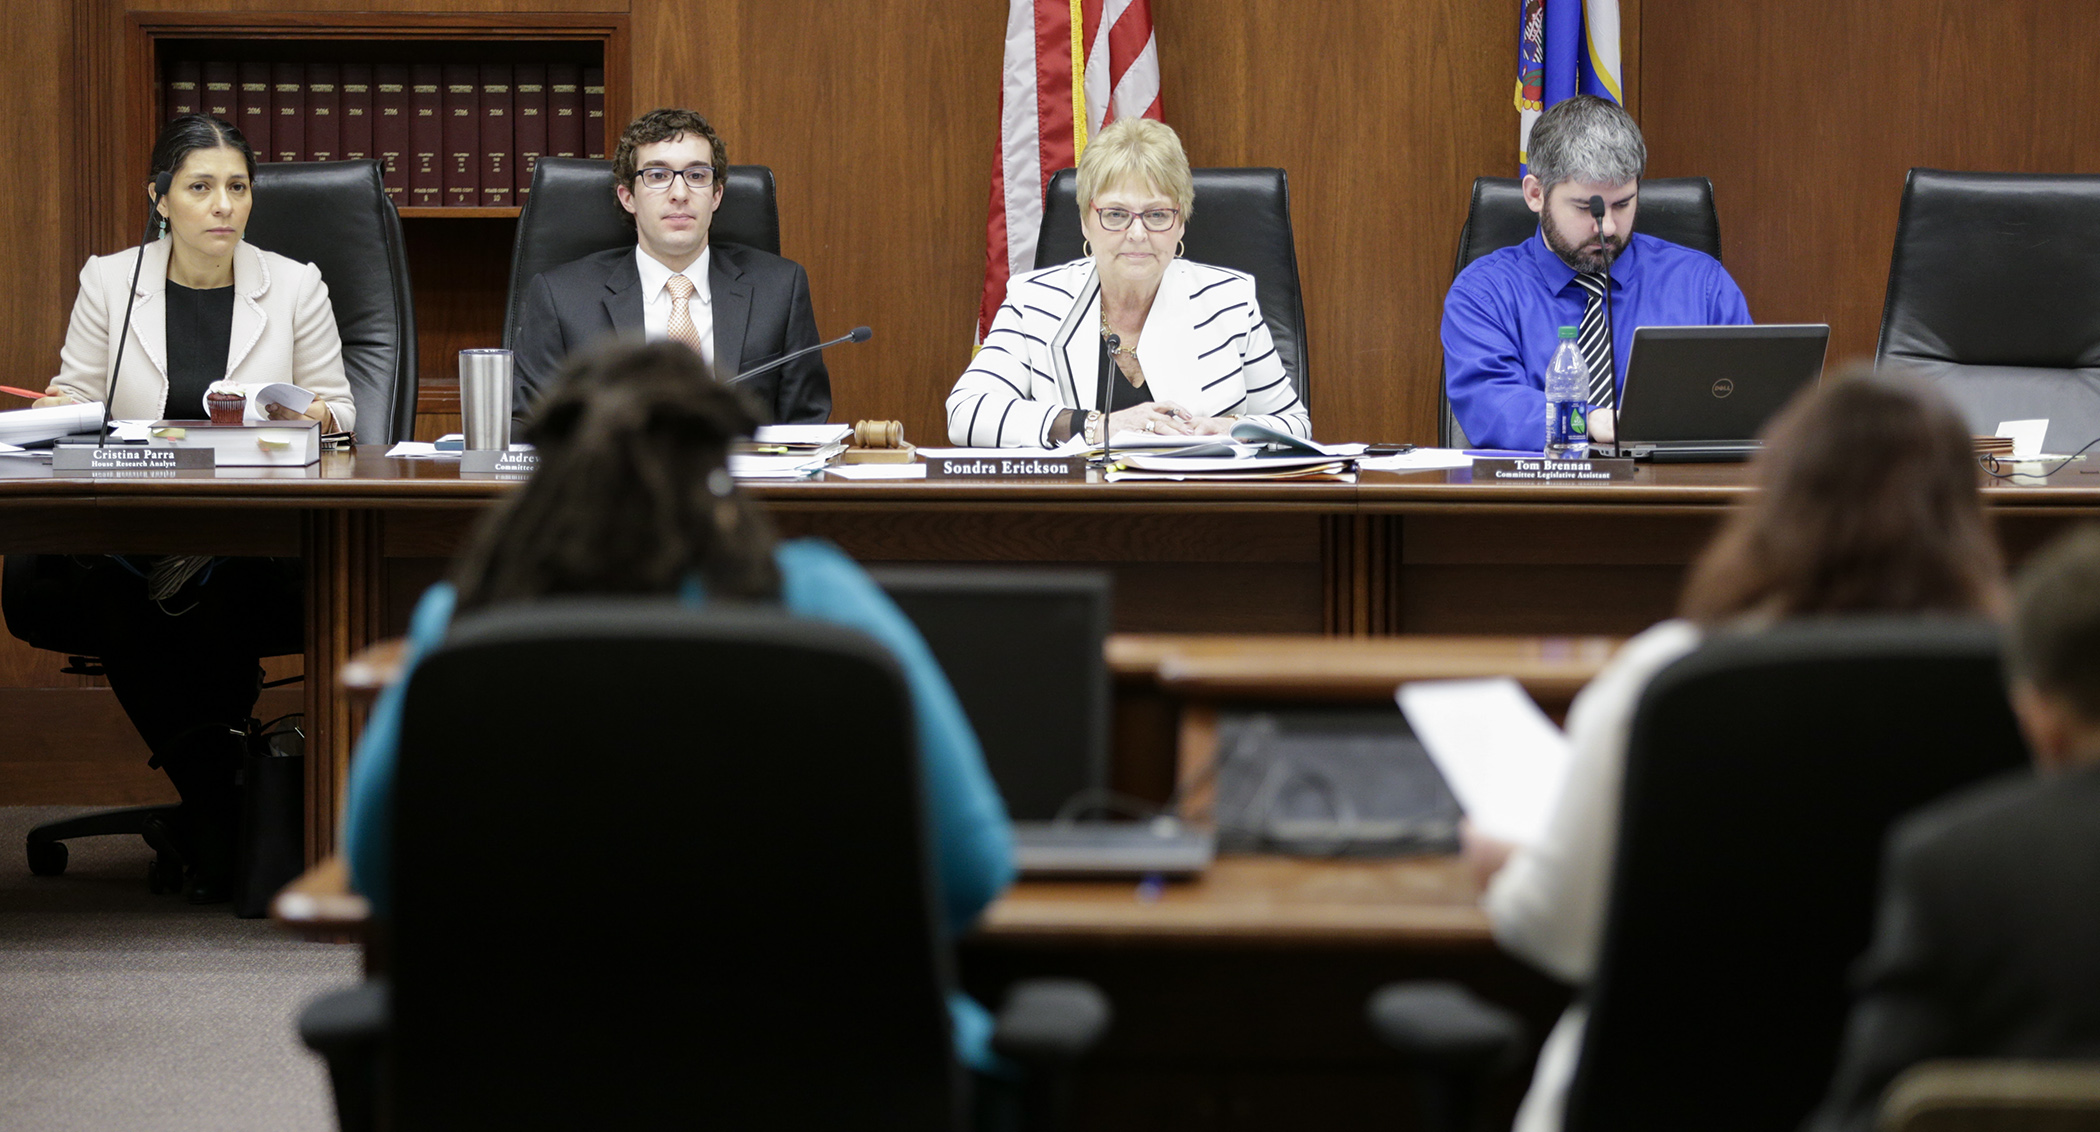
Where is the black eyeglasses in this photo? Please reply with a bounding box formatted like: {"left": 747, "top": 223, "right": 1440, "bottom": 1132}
{"left": 1093, "top": 206, "right": 1181, "bottom": 232}
{"left": 636, "top": 165, "right": 718, "bottom": 191}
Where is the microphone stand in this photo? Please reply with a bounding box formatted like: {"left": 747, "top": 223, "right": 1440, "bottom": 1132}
{"left": 726, "top": 325, "right": 872, "bottom": 386}
{"left": 1096, "top": 332, "right": 1120, "bottom": 468}
{"left": 101, "top": 172, "right": 172, "bottom": 447}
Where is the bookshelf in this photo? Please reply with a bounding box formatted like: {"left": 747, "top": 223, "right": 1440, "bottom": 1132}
{"left": 105, "top": 11, "right": 630, "bottom": 440}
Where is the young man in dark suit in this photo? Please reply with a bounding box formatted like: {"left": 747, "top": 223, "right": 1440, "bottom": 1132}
{"left": 510, "top": 108, "right": 832, "bottom": 424}
{"left": 1808, "top": 525, "right": 2100, "bottom": 1132}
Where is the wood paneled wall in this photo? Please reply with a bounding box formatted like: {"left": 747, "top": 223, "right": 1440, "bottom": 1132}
{"left": 1638, "top": 0, "right": 2100, "bottom": 370}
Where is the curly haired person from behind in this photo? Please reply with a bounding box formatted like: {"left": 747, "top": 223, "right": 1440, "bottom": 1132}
{"left": 341, "top": 341, "right": 1012, "bottom": 1068}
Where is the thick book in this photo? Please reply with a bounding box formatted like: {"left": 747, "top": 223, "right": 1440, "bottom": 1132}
{"left": 236, "top": 61, "right": 270, "bottom": 160}
{"left": 202, "top": 61, "right": 236, "bottom": 122}
{"left": 583, "top": 66, "right": 605, "bottom": 157}
{"left": 272, "top": 61, "right": 305, "bottom": 163}
{"left": 442, "top": 62, "right": 478, "bottom": 207}
{"left": 547, "top": 63, "right": 582, "bottom": 159}
{"left": 408, "top": 64, "right": 442, "bottom": 207}
{"left": 374, "top": 63, "right": 409, "bottom": 203}
{"left": 512, "top": 62, "right": 546, "bottom": 202}
{"left": 306, "top": 62, "right": 340, "bottom": 162}
{"left": 167, "top": 60, "right": 201, "bottom": 120}
{"left": 339, "top": 62, "right": 372, "bottom": 162}
{"left": 479, "top": 62, "right": 512, "bottom": 207}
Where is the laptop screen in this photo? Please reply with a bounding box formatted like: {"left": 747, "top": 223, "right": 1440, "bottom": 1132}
{"left": 1618, "top": 324, "right": 1830, "bottom": 448}
{"left": 868, "top": 567, "right": 1111, "bottom": 822}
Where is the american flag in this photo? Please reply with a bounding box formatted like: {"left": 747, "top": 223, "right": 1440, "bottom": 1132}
{"left": 977, "top": 0, "right": 1164, "bottom": 342}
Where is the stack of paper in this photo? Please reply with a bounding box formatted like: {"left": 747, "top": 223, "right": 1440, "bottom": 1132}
{"left": 1105, "top": 452, "right": 1355, "bottom": 482}
{"left": 0, "top": 402, "right": 103, "bottom": 447}
{"left": 740, "top": 424, "right": 852, "bottom": 464}
{"left": 729, "top": 452, "right": 833, "bottom": 480}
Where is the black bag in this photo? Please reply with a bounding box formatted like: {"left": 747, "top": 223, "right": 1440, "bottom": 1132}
{"left": 235, "top": 713, "right": 306, "bottom": 919}
{"left": 1209, "top": 709, "right": 1463, "bottom": 856}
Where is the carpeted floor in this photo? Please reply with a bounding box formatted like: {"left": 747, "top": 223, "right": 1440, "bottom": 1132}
{"left": 0, "top": 806, "right": 358, "bottom": 1131}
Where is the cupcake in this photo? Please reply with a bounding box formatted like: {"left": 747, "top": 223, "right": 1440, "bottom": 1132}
{"left": 204, "top": 380, "right": 247, "bottom": 425}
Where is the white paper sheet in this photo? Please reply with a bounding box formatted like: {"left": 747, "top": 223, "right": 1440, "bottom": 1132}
{"left": 1360, "top": 448, "right": 1477, "bottom": 472}
{"left": 729, "top": 453, "right": 830, "bottom": 479}
{"left": 238, "top": 381, "right": 317, "bottom": 424}
{"left": 752, "top": 423, "right": 853, "bottom": 446}
{"left": 915, "top": 446, "right": 1067, "bottom": 459}
{"left": 1396, "top": 677, "right": 1573, "bottom": 845}
{"left": 0, "top": 401, "right": 104, "bottom": 446}
{"left": 1995, "top": 419, "right": 2049, "bottom": 460}
{"left": 825, "top": 463, "right": 928, "bottom": 480}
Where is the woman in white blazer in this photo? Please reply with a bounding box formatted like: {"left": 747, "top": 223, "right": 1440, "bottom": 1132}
{"left": 948, "top": 118, "right": 1309, "bottom": 447}
{"left": 38, "top": 116, "right": 353, "bottom": 432}
{"left": 27, "top": 115, "right": 351, "bottom": 904}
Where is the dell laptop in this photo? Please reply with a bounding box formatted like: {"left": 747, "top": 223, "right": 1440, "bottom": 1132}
{"left": 1612, "top": 324, "right": 1830, "bottom": 461}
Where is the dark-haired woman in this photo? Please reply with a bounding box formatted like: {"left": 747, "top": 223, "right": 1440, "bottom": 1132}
{"left": 341, "top": 341, "right": 1015, "bottom": 1070}
{"left": 1468, "top": 370, "right": 2006, "bottom": 1132}
{"left": 28, "top": 115, "right": 354, "bottom": 902}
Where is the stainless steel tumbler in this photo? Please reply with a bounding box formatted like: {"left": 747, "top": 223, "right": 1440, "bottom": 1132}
{"left": 458, "top": 349, "right": 514, "bottom": 451}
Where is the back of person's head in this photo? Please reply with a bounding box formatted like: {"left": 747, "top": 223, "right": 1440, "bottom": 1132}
{"left": 1524, "top": 94, "right": 1645, "bottom": 196}
{"left": 2007, "top": 525, "right": 2100, "bottom": 737}
{"left": 451, "top": 341, "right": 779, "bottom": 611}
{"left": 1680, "top": 368, "right": 2003, "bottom": 624}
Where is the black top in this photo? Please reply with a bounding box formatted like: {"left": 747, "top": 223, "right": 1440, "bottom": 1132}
{"left": 162, "top": 281, "right": 236, "bottom": 420}
{"left": 1099, "top": 343, "right": 1147, "bottom": 413}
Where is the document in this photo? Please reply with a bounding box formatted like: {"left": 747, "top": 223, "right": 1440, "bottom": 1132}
{"left": 1994, "top": 419, "right": 2048, "bottom": 460}
{"left": 825, "top": 463, "right": 927, "bottom": 480}
{"left": 1360, "top": 448, "right": 1477, "bottom": 472}
{"left": 1396, "top": 677, "right": 1572, "bottom": 846}
{"left": 235, "top": 382, "right": 317, "bottom": 424}
{"left": 0, "top": 401, "right": 103, "bottom": 446}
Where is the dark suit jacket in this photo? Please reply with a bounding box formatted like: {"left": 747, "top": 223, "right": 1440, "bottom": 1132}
{"left": 510, "top": 242, "right": 832, "bottom": 425}
{"left": 1807, "top": 762, "right": 2100, "bottom": 1132}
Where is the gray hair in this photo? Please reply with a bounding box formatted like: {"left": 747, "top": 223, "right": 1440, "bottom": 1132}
{"left": 1526, "top": 95, "right": 1645, "bottom": 195}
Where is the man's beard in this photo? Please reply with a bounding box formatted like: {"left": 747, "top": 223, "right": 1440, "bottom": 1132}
{"left": 1542, "top": 209, "right": 1623, "bottom": 274}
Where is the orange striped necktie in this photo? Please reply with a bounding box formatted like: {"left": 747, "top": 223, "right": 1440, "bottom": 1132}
{"left": 665, "top": 273, "right": 701, "bottom": 354}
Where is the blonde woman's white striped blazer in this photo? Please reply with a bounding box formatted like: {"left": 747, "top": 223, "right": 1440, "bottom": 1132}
{"left": 947, "top": 258, "right": 1310, "bottom": 447}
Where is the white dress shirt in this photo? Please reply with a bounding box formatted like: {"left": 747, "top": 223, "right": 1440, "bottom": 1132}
{"left": 635, "top": 244, "right": 713, "bottom": 367}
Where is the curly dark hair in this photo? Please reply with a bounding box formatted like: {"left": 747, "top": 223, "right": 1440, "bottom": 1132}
{"left": 611, "top": 107, "right": 728, "bottom": 193}
{"left": 451, "top": 341, "right": 780, "bottom": 612}
{"left": 1679, "top": 367, "right": 2004, "bottom": 625}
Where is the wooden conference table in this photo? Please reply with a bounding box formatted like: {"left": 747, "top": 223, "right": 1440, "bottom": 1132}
{"left": 6, "top": 448, "right": 2099, "bottom": 863}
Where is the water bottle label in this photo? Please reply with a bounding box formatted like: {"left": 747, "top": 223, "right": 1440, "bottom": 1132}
{"left": 1547, "top": 401, "right": 1590, "bottom": 449}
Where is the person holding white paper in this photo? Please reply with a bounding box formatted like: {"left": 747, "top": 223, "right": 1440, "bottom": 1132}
{"left": 1470, "top": 370, "right": 2006, "bottom": 1132}
{"left": 35, "top": 114, "right": 352, "bottom": 433}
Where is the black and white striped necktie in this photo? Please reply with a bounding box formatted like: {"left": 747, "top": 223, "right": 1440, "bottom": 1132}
{"left": 1573, "top": 271, "right": 1615, "bottom": 410}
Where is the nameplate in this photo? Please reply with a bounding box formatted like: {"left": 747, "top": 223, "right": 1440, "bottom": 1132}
{"left": 1471, "top": 456, "right": 1636, "bottom": 483}
{"left": 460, "top": 449, "right": 538, "bottom": 475}
{"left": 925, "top": 455, "right": 1085, "bottom": 480}
{"left": 52, "top": 445, "right": 215, "bottom": 474}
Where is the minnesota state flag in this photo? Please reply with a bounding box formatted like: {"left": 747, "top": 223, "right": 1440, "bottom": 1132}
{"left": 1517, "top": 0, "right": 1622, "bottom": 173}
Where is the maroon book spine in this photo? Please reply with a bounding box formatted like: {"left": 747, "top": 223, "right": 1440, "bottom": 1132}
{"left": 479, "top": 63, "right": 513, "bottom": 208}
{"left": 409, "top": 64, "right": 443, "bottom": 207}
{"left": 547, "top": 63, "right": 583, "bottom": 160}
{"left": 583, "top": 66, "right": 605, "bottom": 158}
{"left": 237, "top": 61, "right": 270, "bottom": 162}
{"left": 167, "top": 60, "right": 201, "bottom": 121}
{"left": 442, "top": 63, "right": 478, "bottom": 207}
{"left": 375, "top": 64, "right": 409, "bottom": 204}
{"left": 339, "top": 63, "right": 373, "bottom": 163}
{"left": 512, "top": 63, "right": 547, "bottom": 203}
{"left": 306, "top": 63, "right": 340, "bottom": 162}
{"left": 272, "top": 61, "right": 306, "bottom": 163}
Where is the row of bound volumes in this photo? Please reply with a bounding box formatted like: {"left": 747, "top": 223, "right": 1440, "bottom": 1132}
{"left": 164, "top": 61, "right": 607, "bottom": 208}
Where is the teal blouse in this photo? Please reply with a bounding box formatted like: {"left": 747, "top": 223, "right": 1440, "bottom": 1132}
{"left": 341, "top": 539, "right": 1017, "bottom": 1069}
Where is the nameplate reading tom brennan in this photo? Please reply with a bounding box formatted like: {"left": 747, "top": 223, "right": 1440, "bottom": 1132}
{"left": 1470, "top": 457, "right": 1637, "bottom": 483}
{"left": 925, "top": 455, "right": 1086, "bottom": 481}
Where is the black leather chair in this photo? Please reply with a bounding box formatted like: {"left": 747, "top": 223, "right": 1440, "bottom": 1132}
{"left": 247, "top": 159, "right": 418, "bottom": 445}
{"left": 1370, "top": 617, "right": 2029, "bottom": 1132}
{"left": 1440, "top": 176, "right": 1723, "bottom": 447}
{"left": 1877, "top": 169, "right": 2100, "bottom": 455}
{"left": 298, "top": 600, "right": 1108, "bottom": 1131}
{"left": 14, "top": 160, "right": 411, "bottom": 890}
{"left": 501, "top": 157, "right": 780, "bottom": 349}
{"left": 1033, "top": 166, "right": 1310, "bottom": 403}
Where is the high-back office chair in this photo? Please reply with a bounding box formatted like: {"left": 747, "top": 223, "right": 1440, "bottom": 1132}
{"left": 1439, "top": 176, "right": 1722, "bottom": 447}
{"left": 1877, "top": 169, "right": 2100, "bottom": 455}
{"left": 248, "top": 159, "right": 419, "bottom": 445}
{"left": 1877, "top": 1061, "right": 2100, "bottom": 1132}
{"left": 297, "top": 600, "right": 1106, "bottom": 1132}
{"left": 14, "top": 160, "right": 412, "bottom": 889}
{"left": 1369, "top": 617, "right": 2029, "bottom": 1132}
{"left": 501, "top": 158, "right": 781, "bottom": 349}
{"left": 1034, "top": 166, "right": 1311, "bottom": 403}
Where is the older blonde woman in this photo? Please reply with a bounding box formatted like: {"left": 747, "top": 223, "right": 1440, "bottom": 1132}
{"left": 947, "top": 118, "right": 1309, "bottom": 447}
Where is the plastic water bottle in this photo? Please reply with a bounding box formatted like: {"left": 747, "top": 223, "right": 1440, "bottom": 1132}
{"left": 1545, "top": 325, "right": 1590, "bottom": 457}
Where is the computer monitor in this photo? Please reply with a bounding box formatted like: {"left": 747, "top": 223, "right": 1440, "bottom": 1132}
{"left": 867, "top": 566, "right": 1111, "bottom": 822}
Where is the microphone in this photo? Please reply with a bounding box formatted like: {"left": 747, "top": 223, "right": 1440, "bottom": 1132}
{"left": 101, "top": 170, "right": 174, "bottom": 445}
{"left": 725, "top": 325, "right": 872, "bottom": 386}
{"left": 1586, "top": 194, "right": 1617, "bottom": 449}
{"left": 1096, "top": 331, "right": 1120, "bottom": 466}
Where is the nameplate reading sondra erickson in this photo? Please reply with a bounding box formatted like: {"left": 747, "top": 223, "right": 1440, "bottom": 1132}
{"left": 925, "top": 455, "right": 1085, "bottom": 480}
{"left": 1470, "top": 457, "right": 1637, "bottom": 482}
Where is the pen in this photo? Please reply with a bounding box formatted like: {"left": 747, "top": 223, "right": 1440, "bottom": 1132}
{"left": 1, "top": 385, "right": 48, "bottom": 400}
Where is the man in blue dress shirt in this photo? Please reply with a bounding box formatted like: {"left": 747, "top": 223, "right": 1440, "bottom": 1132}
{"left": 1443, "top": 95, "right": 1752, "bottom": 451}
